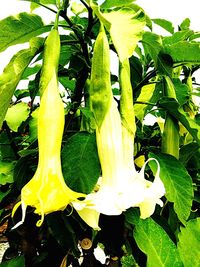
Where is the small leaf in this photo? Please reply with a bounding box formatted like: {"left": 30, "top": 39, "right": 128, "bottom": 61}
{"left": 61, "top": 132, "right": 101, "bottom": 194}
{"left": 178, "top": 218, "right": 200, "bottom": 267}
{"left": 0, "top": 161, "right": 15, "bottom": 185}
{"left": 134, "top": 83, "right": 156, "bottom": 121}
{"left": 101, "top": 0, "right": 135, "bottom": 9}
{"left": 5, "top": 102, "right": 30, "bottom": 132}
{"left": 125, "top": 209, "right": 183, "bottom": 267}
{"left": 180, "top": 18, "right": 190, "bottom": 31}
{"left": 0, "top": 13, "right": 50, "bottom": 52}
{"left": 0, "top": 255, "right": 25, "bottom": 267}
{"left": 152, "top": 18, "right": 174, "bottom": 34}
{"left": 149, "top": 153, "right": 194, "bottom": 224}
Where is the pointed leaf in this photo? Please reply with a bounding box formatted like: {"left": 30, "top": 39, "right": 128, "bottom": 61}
{"left": 125, "top": 209, "right": 183, "bottom": 267}
{"left": 61, "top": 132, "right": 101, "bottom": 194}
{"left": 152, "top": 18, "right": 174, "bottom": 34}
{"left": 0, "top": 37, "right": 43, "bottom": 128}
{"left": 5, "top": 102, "right": 30, "bottom": 132}
{"left": 102, "top": 7, "right": 146, "bottom": 61}
{"left": 149, "top": 153, "right": 194, "bottom": 224}
{"left": 0, "top": 13, "right": 50, "bottom": 52}
{"left": 178, "top": 218, "right": 200, "bottom": 267}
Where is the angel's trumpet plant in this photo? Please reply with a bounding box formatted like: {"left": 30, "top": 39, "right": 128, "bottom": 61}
{"left": 74, "top": 23, "right": 165, "bottom": 226}
{"left": 13, "top": 26, "right": 85, "bottom": 229}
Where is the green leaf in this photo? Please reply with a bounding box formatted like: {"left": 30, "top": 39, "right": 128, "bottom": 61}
{"left": 0, "top": 161, "right": 15, "bottom": 185}
{"left": 152, "top": 18, "right": 174, "bottom": 34}
{"left": 0, "top": 255, "right": 25, "bottom": 267}
{"left": 180, "top": 18, "right": 190, "bottom": 31}
{"left": 21, "top": 64, "right": 41, "bottom": 79}
{"left": 27, "top": 108, "right": 39, "bottom": 142}
{"left": 149, "top": 153, "right": 194, "bottom": 224}
{"left": 101, "top": 0, "right": 135, "bottom": 9}
{"left": 179, "top": 142, "right": 200, "bottom": 165}
{"left": 5, "top": 102, "right": 30, "bottom": 132}
{"left": 0, "top": 37, "right": 43, "bottom": 128}
{"left": 164, "top": 42, "right": 200, "bottom": 64}
{"left": 159, "top": 97, "right": 200, "bottom": 144}
{"left": 172, "top": 78, "right": 190, "bottom": 106}
{"left": 0, "top": 132, "right": 16, "bottom": 161}
{"left": 163, "top": 30, "right": 193, "bottom": 45}
{"left": 125, "top": 209, "right": 183, "bottom": 267}
{"left": 178, "top": 218, "right": 200, "bottom": 267}
{"left": 102, "top": 7, "right": 146, "bottom": 61}
{"left": 0, "top": 13, "right": 50, "bottom": 52}
{"left": 61, "top": 132, "right": 101, "bottom": 194}
{"left": 134, "top": 83, "right": 156, "bottom": 121}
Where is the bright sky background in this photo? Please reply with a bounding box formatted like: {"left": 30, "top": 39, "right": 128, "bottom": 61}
{"left": 0, "top": 0, "right": 199, "bottom": 73}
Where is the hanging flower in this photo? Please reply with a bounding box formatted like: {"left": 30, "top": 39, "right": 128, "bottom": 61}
{"left": 12, "top": 28, "right": 85, "bottom": 229}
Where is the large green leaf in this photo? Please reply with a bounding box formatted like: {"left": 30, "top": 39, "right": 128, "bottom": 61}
{"left": 125, "top": 209, "right": 183, "bottom": 267}
{"left": 178, "top": 218, "right": 200, "bottom": 267}
{"left": 0, "top": 256, "right": 25, "bottom": 267}
{"left": 0, "top": 37, "right": 43, "bottom": 128}
{"left": 149, "top": 153, "right": 194, "bottom": 224}
{"left": 159, "top": 97, "right": 200, "bottom": 145}
{"left": 164, "top": 41, "right": 200, "bottom": 64}
{"left": 61, "top": 132, "right": 101, "bottom": 194}
{"left": 5, "top": 102, "right": 30, "bottom": 132}
{"left": 0, "top": 13, "right": 50, "bottom": 52}
{"left": 103, "top": 7, "right": 146, "bottom": 61}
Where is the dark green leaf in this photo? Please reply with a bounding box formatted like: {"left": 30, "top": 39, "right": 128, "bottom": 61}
{"left": 0, "top": 161, "right": 15, "bottom": 185}
{"left": 62, "top": 132, "right": 100, "bottom": 194}
{"left": 0, "top": 38, "right": 43, "bottom": 128}
{"left": 149, "top": 153, "right": 194, "bottom": 224}
{"left": 0, "top": 13, "right": 50, "bottom": 52}
{"left": 0, "top": 132, "right": 16, "bottom": 161}
{"left": 179, "top": 142, "right": 200, "bottom": 165}
{"left": 159, "top": 97, "right": 200, "bottom": 144}
{"left": 21, "top": 64, "right": 41, "bottom": 79}
{"left": 0, "top": 255, "right": 25, "bottom": 267}
{"left": 178, "top": 218, "right": 200, "bottom": 267}
{"left": 152, "top": 18, "right": 174, "bottom": 34}
{"left": 173, "top": 78, "right": 190, "bottom": 106}
{"left": 125, "top": 209, "right": 183, "bottom": 267}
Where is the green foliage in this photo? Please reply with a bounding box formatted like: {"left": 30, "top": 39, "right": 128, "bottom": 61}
{"left": 125, "top": 209, "right": 183, "bottom": 267}
{"left": 0, "top": 1, "right": 199, "bottom": 266}
{"left": 178, "top": 218, "right": 200, "bottom": 267}
{"left": 149, "top": 153, "right": 194, "bottom": 224}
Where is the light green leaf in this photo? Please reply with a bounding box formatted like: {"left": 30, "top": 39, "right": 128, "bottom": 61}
{"left": 61, "top": 132, "right": 101, "bottom": 194}
{"left": 5, "top": 102, "right": 30, "bottom": 132}
{"left": 125, "top": 209, "right": 183, "bottom": 267}
{"left": 149, "top": 153, "right": 194, "bottom": 224}
{"left": 163, "top": 30, "right": 193, "bottom": 45}
{"left": 178, "top": 218, "right": 200, "bottom": 267}
{"left": 0, "top": 13, "right": 50, "bottom": 52}
{"left": 102, "top": 7, "right": 146, "bottom": 61}
{"left": 0, "top": 161, "right": 15, "bottom": 185}
{"left": 0, "top": 255, "right": 25, "bottom": 267}
{"left": 164, "top": 41, "right": 200, "bottom": 64}
{"left": 0, "top": 37, "right": 43, "bottom": 128}
{"left": 101, "top": 0, "right": 135, "bottom": 9}
{"left": 152, "top": 18, "right": 174, "bottom": 34}
{"left": 134, "top": 83, "right": 156, "bottom": 121}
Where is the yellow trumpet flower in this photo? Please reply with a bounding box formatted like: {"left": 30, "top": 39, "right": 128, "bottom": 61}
{"left": 13, "top": 28, "right": 85, "bottom": 229}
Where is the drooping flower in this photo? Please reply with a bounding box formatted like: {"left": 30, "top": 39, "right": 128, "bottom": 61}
{"left": 12, "top": 28, "right": 85, "bottom": 229}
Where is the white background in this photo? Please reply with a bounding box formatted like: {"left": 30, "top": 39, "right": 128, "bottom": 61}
{"left": 0, "top": 0, "right": 199, "bottom": 73}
